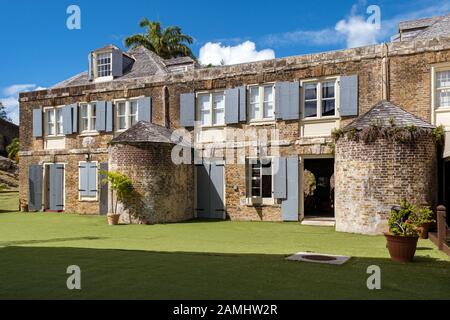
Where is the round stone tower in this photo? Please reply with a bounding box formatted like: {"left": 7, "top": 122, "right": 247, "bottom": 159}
{"left": 109, "top": 121, "right": 194, "bottom": 224}
{"left": 335, "top": 101, "right": 438, "bottom": 235}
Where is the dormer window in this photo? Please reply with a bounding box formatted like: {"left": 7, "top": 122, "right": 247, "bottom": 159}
{"left": 96, "top": 52, "right": 112, "bottom": 78}
{"left": 88, "top": 45, "right": 134, "bottom": 82}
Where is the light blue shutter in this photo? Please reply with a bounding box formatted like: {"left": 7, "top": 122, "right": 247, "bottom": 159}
{"left": 282, "top": 157, "right": 299, "bottom": 221}
{"left": 273, "top": 157, "right": 287, "bottom": 199}
{"left": 106, "top": 101, "right": 113, "bottom": 132}
{"left": 79, "top": 163, "right": 89, "bottom": 197}
{"left": 340, "top": 75, "right": 359, "bottom": 116}
{"left": 138, "top": 96, "right": 152, "bottom": 123}
{"left": 28, "top": 165, "right": 43, "bottom": 211}
{"left": 275, "top": 82, "right": 299, "bottom": 120}
{"left": 95, "top": 101, "right": 106, "bottom": 131}
{"left": 49, "top": 164, "right": 64, "bottom": 211}
{"left": 180, "top": 93, "right": 195, "bottom": 127}
{"left": 88, "top": 53, "right": 93, "bottom": 81}
{"left": 225, "top": 88, "right": 239, "bottom": 124}
{"left": 71, "top": 104, "right": 78, "bottom": 133}
{"left": 112, "top": 49, "right": 123, "bottom": 77}
{"left": 210, "top": 162, "right": 225, "bottom": 219}
{"left": 88, "top": 163, "right": 98, "bottom": 197}
{"left": 239, "top": 86, "right": 247, "bottom": 122}
{"left": 62, "top": 105, "right": 73, "bottom": 135}
{"left": 32, "top": 108, "right": 43, "bottom": 137}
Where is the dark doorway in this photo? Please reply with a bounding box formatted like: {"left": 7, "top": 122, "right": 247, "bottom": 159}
{"left": 444, "top": 160, "right": 450, "bottom": 225}
{"left": 304, "top": 158, "right": 335, "bottom": 218}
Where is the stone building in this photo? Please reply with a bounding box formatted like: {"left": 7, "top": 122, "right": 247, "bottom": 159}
{"left": 17, "top": 14, "right": 450, "bottom": 234}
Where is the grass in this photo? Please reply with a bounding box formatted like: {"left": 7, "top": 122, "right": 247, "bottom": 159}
{"left": 0, "top": 192, "right": 449, "bottom": 300}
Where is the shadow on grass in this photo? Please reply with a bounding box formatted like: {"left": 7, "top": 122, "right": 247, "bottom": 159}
{"left": 0, "top": 237, "right": 106, "bottom": 247}
{"left": 0, "top": 246, "right": 449, "bottom": 300}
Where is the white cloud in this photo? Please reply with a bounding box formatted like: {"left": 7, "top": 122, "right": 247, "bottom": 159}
{"left": 199, "top": 41, "right": 275, "bottom": 66}
{"left": 260, "top": 1, "right": 450, "bottom": 50}
{"left": 335, "top": 16, "right": 379, "bottom": 48}
{"left": 1, "top": 84, "right": 45, "bottom": 124}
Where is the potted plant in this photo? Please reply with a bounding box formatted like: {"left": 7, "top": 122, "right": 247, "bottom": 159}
{"left": 385, "top": 200, "right": 421, "bottom": 263}
{"left": 100, "top": 171, "right": 133, "bottom": 225}
{"left": 412, "top": 207, "right": 435, "bottom": 240}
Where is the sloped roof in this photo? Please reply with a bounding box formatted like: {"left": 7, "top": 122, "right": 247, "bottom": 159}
{"left": 52, "top": 46, "right": 169, "bottom": 89}
{"left": 163, "top": 56, "right": 196, "bottom": 66}
{"left": 344, "top": 101, "right": 435, "bottom": 131}
{"left": 110, "top": 121, "right": 189, "bottom": 146}
{"left": 397, "top": 13, "right": 450, "bottom": 40}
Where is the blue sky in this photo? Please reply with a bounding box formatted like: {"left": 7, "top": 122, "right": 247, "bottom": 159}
{"left": 1, "top": 0, "right": 450, "bottom": 123}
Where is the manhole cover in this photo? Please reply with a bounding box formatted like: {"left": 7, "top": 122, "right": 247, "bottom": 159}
{"left": 302, "top": 255, "right": 337, "bottom": 262}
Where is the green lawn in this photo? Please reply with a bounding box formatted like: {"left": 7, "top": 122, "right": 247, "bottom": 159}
{"left": 0, "top": 192, "right": 449, "bottom": 300}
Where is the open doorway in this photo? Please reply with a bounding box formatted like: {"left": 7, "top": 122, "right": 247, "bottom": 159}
{"left": 303, "top": 158, "right": 335, "bottom": 218}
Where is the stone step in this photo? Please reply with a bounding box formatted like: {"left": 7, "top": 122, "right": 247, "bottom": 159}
{"left": 301, "top": 217, "right": 336, "bottom": 227}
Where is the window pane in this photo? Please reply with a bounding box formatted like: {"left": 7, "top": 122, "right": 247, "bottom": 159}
{"left": 322, "top": 82, "right": 335, "bottom": 99}
{"left": 90, "top": 104, "right": 96, "bottom": 131}
{"left": 118, "top": 102, "right": 126, "bottom": 116}
{"left": 198, "top": 94, "right": 211, "bottom": 126}
{"left": 264, "top": 86, "right": 274, "bottom": 103}
{"left": 322, "top": 99, "right": 336, "bottom": 116}
{"left": 438, "top": 89, "right": 450, "bottom": 108}
{"left": 81, "top": 105, "right": 88, "bottom": 118}
{"left": 263, "top": 86, "right": 274, "bottom": 119}
{"left": 250, "top": 87, "right": 259, "bottom": 103}
{"left": 304, "top": 84, "right": 317, "bottom": 100}
{"left": 119, "top": 117, "right": 126, "bottom": 130}
{"left": 437, "top": 71, "right": 450, "bottom": 88}
{"left": 130, "top": 101, "right": 138, "bottom": 115}
{"left": 262, "top": 175, "right": 272, "bottom": 198}
{"left": 263, "top": 103, "right": 274, "bottom": 119}
{"left": 56, "top": 109, "right": 63, "bottom": 135}
{"left": 47, "top": 110, "right": 55, "bottom": 135}
{"left": 212, "top": 94, "right": 225, "bottom": 125}
{"left": 305, "top": 101, "right": 317, "bottom": 118}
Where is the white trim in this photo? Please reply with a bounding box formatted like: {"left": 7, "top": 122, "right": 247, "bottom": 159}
{"left": 300, "top": 77, "right": 340, "bottom": 120}
{"left": 431, "top": 64, "right": 450, "bottom": 127}
{"left": 78, "top": 161, "right": 99, "bottom": 202}
{"left": 196, "top": 91, "right": 226, "bottom": 128}
{"left": 79, "top": 102, "right": 99, "bottom": 134}
{"left": 247, "top": 84, "right": 276, "bottom": 123}
{"left": 113, "top": 97, "right": 141, "bottom": 132}
{"left": 43, "top": 106, "right": 65, "bottom": 137}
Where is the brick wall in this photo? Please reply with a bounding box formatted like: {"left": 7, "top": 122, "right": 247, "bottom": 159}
{"left": 109, "top": 143, "right": 194, "bottom": 224}
{"left": 335, "top": 135, "right": 438, "bottom": 235}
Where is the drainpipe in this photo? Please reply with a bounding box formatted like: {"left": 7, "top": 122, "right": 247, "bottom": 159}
{"left": 382, "top": 43, "right": 390, "bottom": 101}
{"left": 162, "top": 85, "right": 170, "bottom": 128}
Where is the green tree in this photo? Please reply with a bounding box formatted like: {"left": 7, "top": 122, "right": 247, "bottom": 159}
{"left": 6, "top": 138, "right": 19, "bottom": 163}
{"left": 124, "top": 19, "right": 195, "bottom": 59}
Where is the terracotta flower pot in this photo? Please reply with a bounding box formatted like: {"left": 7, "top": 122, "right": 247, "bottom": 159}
{"left": 384, "top": 233, "right": 419, "bottom": 263}
{"left": 418, "top": 223, "right": 432, "bottom": 240}
{"left": 107, "top": 214, "right": 121, "bottom": 226}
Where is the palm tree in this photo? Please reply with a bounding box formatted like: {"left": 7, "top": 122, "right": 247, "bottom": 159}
{"left": 125, "top": 19, "right": 195, "bottom": 59}
{"left": 6, "top": 138, "right": 19, "bottom": 163}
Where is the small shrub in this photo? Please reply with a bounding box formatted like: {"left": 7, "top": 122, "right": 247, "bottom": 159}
{"left": 432, "top": 125, "right": 445, "bottom": 145}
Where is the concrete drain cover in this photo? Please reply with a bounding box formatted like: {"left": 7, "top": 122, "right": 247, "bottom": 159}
{"left": 286, "top": 252, "right": 351, "bottom": 265}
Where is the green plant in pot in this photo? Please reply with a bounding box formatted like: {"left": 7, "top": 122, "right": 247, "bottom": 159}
{"left": 411, "top": 207, "right": 435, "bottom": 240}
{"left": 100, "top": 171, "right": 134, "bottom": 225}
{"left": 385, "top": 199, "right": 421, "bottom": 263}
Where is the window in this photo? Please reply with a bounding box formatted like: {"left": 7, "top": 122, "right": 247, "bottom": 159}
{"left": 44, "top": 108, "right": 63, "bottom": 136}
{"left": 96, "top": 52, "right": 112, "bottom": 78}
{"left": 248, "top": 159, "right": 273, "bottom": 200}
{"left": 303, "top": 80, "right": 337, "bottom": 119}
{"left": 80, "top": 103, "right": 97, "bottom": 132}
{"left": 116, "top": 100, "right": 139, "bottom": 131}
{"left": 197, "top": 92, "right": 225, "bottom": 127}
{"left": 249, "top": 85, "right": 275, "bottom": 121}
{"left": 436, "top": 70, "right": 450, "bottom": 108}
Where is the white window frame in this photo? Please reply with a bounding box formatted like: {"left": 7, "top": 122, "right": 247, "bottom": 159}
{"left": 431, "top": 64, "right": 450, "bottom": 130}
{"left": 43, "top": 106, "right": 64, "bottom": 137}
{"left": 78, "top": 161, "right": 98, "bottom": 202}
{"left": 246, "top": 157, "right": 275, "bottom": 205}
{"left": 96, "top": 51, "right": 112, "bottom": 78}
{"left": 434, "top": 67, "right": 450, "bottom": 110}
{"left": 79, "top": 102, "right": 98, "bottom": 134}
{"left": 196, "top": 91, "right": 226, "bottom": 128}
{"left": 301, "top": 77, "right": 339, "bottom": 120}
{"left": 114, "top": 98, "right": 140, "bottom": 132}
{"left": 248, "top": 84, "right": 276, "bottom": 123}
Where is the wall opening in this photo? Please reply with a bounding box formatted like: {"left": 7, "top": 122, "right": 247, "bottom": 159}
{"left": 304, "top": 158, "right": 335, "bottom": 218}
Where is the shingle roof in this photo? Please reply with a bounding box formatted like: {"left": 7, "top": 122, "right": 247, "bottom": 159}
{"left": 51, "top": 46, "right": 169, "bottom": 89}
{"left": 344, "top": 101, "right": 435, "bottom": 131}
{"left": 397, "top": 13, "right": 450, "bottom": 41}
{"left": 110, "top": 121, "right": 189, "bottom": 146}
{"left": 163, "top": 56, "right": 196, "bottom": 66}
